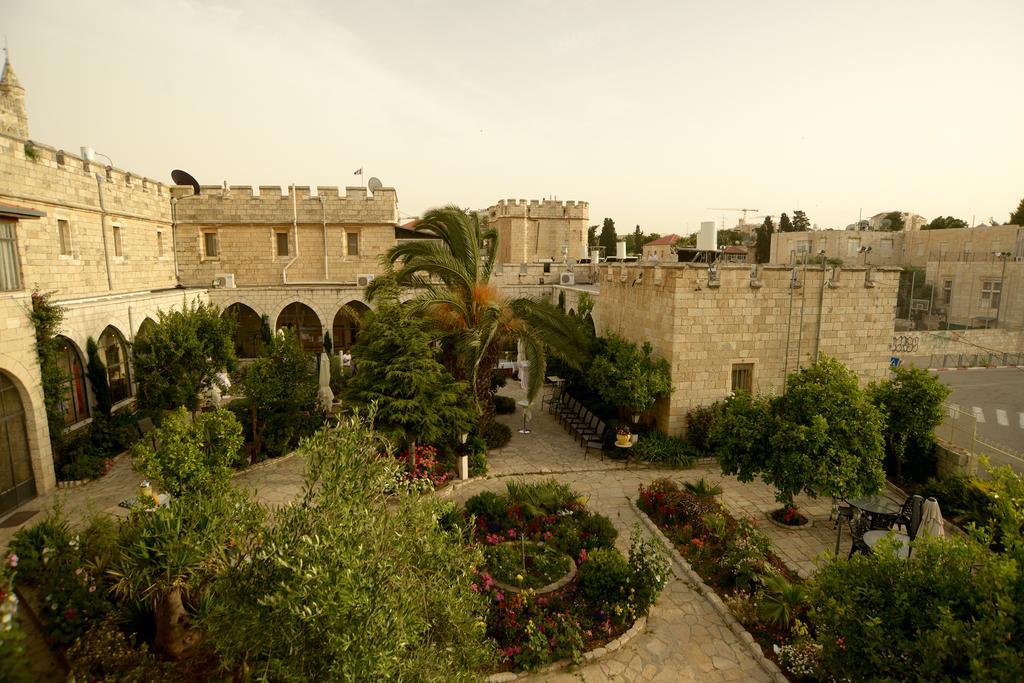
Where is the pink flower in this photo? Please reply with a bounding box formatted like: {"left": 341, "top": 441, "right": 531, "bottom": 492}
{"left": 578, "top": 548, "right": 588, "bottom": 563}
{"left": 543, "top": 531, "right": 553, "bottom": 541}
{"left": 507, "top": 529, "right": 517, "bottom": 539}
{"left": 470, "top": 583, "right": 479, "bottom": 593}
{"left": 486, "top": 533, "right": 500, "bottom": 545}
{"left": 88, "top": 584, "right": 96, "bottom": 593}
{"left": 494, "top": 591, "right": 505, "bottom": 602}
{"left": 5, "top": 554, "right": 17, "bottom": 568}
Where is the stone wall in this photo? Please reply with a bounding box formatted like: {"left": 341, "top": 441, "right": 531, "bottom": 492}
{"left": 172, "top": 185, "right": 399, "bottom": 287}
{"left": 890, "top": 328, "right": 1024, "bottom": 357}
{"left": 0, "top": 134, "right": 177, "bottom": 298}
{"left": 595, "top": 263, "right": 901, "bottom": 435}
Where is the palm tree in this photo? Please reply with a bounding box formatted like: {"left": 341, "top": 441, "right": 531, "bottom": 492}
{"left": 374, "top": 205, "right": 591, "bottom": 425}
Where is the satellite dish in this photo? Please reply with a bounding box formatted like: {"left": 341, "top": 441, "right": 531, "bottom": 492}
{"left": 367, "top": 177, "right": 383, "bottom": 194}
{"left": 171, "top": 169, "right": 201, "bottom": 195}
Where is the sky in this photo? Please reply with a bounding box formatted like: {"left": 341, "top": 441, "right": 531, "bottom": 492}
{"left": 5, "top": 0, "right": 1024, "bottom": 234}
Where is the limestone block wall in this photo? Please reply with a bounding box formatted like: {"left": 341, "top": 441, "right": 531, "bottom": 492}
{"left": 0, "top": 294, "right": 55, "bottom": 496}
{"left": 173, "top": 186, "right": 398, "bottom": 287}
{"left": 891, "top": 329, "right": 1024, "bottom": 357}
{"left": 486, "top": 199, "right": 589, "bottom": 264}
{"left": 596, "top": 263, "right": 900, "bottom": 435}
{"left": 0, "top": 133, "right": 176, "bottom": 298}
{"left": 924, "top": 261, "right": 1022, "bottom": 329}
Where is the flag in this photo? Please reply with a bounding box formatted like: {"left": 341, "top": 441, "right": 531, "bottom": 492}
{"left": 353, "top": 167, "right": 362, "bottom": 175}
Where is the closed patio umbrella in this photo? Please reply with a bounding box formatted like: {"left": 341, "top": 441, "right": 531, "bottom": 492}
{"left": 318, "top": 352, "right": 335, "bottom": 412}
{"left": 918, "top": 497, "right": 945, "bottom": 539}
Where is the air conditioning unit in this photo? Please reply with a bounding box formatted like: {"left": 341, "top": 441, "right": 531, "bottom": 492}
{"left": 212, "top": 273, "right": 236, "bottom": 289}
{"left": 357, "top": 274, "right": 375, "bottom": 287}
{"left": 559, "top": 272, "right": 575, "bottom": 285}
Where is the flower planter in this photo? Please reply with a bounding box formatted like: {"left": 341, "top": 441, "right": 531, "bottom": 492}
{"left": 765, "top": 510, "right": 813, "bottom": 530}
{"left": 488, "top": 542, "right": 577, "bottom": 595}
{"left": 615, "top": 434, "right": 632, "bottom": 447}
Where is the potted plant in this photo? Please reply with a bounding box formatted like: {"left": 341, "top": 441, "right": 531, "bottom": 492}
{"left": 615, "top": 425, "right": 632, "bottom": 447}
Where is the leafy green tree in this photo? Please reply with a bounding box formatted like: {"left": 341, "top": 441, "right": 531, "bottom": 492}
{"left": 675, "top": 233, "right": 697, "bottom": 248}
{"left": 598, "top": 217, "right": 618, "bottom": 255}
{"left": 322, "top": 330, "right": 333, "bottom": 355}
{"left": 133, "top": 301, "right": 236, "bottom": 412}
{"left": 880, "top": 211, "right": 905, "bottom": 231}
{"left": 200, "top": 416, "right": 497, "bottom": 680}
{"left": 258, "top": 314, "right": 273, "bottom": 352}
{"left": 1009, "top": 197, "right": 1024, "bottom": 226}
{"left": 791, "top": 210, "right": 810, "bottom": 232}
{"left": 754, "top": 216, "right": 775, "bottom": 263}
{"left": 778, "top": 212, "right": 794, "bottom": 233}
{"left": 376, "top": 206, "right": 591, "bottom": 428}
{"left": 626, "top": 224, "right": 644, "bottom": 254}
{"left": 131, "top": 407, "right": 244, "bottom": 497}
{"left": 85, "top": 337, "right": 112, "bottom": 418}
{"left": 344, "top": 280, "right": 476, "bottom": 465}
{"left": 240, "top": 329, "right": 320, "bottom": 459}
{"left": 923, "top": 216, "right": 968, "bottom": 230}
{"left": 716, "top": 357, "right": 885, "bottom": 511}
{"left": 767, "top": 356, "right": 885, "bottom": 508}
{"left": 868, "top": 366, "right": 951, "bottom": 483}
{"left": 587, "top": 224, "right": 598, "bottom": 247}
{"left": 586, "top": 334, "right": 672, "bottom": 418}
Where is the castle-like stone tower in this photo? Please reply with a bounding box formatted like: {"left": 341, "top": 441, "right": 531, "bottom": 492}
{"left": 0, "top": 58, "right": 29, "bottom": 140}
{"left": 486, "top": 198, "right": 589, "bottom": 264}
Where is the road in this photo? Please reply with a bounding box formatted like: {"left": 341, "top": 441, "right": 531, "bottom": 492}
{"left": 937, "top": 367, "right": 1024, "bottom": 473}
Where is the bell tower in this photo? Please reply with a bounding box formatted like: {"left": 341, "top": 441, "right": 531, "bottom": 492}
{"left": 0, "top": 56, "right": 29, "bottom": 140}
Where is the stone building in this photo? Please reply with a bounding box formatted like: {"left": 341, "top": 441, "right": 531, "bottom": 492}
{"left": 486, "top": 198, "right": 589, "bottom": 264}
{"left": 641, "top": 234, "right": 679, "bottom": 261}
{"left": 592, "top": 262, "right": 901, "bottom": 435}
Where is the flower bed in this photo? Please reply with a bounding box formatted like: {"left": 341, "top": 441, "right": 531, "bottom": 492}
{"left": 768, "top": 505, "right": 811, "bottom": 529}
{"left": 638, "top": 478, "right": 807, "bottom": 679}
{"left": 386, "top": 444, "right": 454, "bottom": 492}
{"left": 485, "top": 542, "right": 574, "bottom": 591}
{"left": 464, "top": 480, "right": 668, "bottom": 672}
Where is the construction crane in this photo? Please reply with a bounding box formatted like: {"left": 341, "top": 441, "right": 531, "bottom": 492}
{"left": 708, "top": 208, "right": 760, "bottom": 226}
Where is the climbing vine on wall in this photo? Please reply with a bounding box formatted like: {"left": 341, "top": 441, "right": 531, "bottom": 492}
{"left": 29, "top": 289, "right": 68, "bottom": 450}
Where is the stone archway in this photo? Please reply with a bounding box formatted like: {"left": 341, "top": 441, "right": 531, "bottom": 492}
{"left": 332, "top": 301, "right": 370, "bottom": 352}
{"left": 276, "top": 302, "right": 323, "bottom": 353}
{"left": 224, "top": 303, "right": 262, "bottom": 358}
{"left": 98, "top": 325, "right": 133, "bottom": 404}
{"left": 0, "top": 371, "right": 35, "bottom": 516}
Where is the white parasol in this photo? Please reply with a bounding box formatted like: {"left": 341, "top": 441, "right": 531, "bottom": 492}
{"left": 318, "top": 352, "right": 335, "bottom": 411}
{"left": 917, "top": 497, "right": 945, "bottom": 539}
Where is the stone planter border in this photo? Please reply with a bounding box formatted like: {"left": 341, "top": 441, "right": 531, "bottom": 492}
{"left": 484, "top": 614, "right": 647, "bottom": 682}
{"left": 765, "top": 510, "right": 814, "bottom": 530}
{"left": 630, "top": 498, "right": 789, "bottom": 683}
{"left": 488, "top": 542, "right": 577, "bottom": 595}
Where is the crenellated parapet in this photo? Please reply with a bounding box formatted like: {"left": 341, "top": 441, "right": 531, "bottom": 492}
{"left": 172, "top": 184, "right": 398, "bottom": 225}
{"left": 488, "top": 198, "right": 589, "bottom": 220}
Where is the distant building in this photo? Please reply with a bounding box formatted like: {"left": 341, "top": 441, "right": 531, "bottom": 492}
{"left": 642, "top": 234, "right": 680, "bottom": 261}
{"left": 866, "top": 212, "right": 928, "bottom": 232}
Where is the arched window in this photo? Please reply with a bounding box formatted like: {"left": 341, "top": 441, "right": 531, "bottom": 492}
{"left": 1, "top": 372, "right": 35, "bottom": 515}
{"left": 98, "top": 326, "right": 132, "bottom": 403}
{"left": 55, "top": 337, "right": 89, "bottom": 425}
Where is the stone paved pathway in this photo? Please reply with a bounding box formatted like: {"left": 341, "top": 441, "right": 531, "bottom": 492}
{"left": 0, "top": 382, "right": 912, "bottom": 681}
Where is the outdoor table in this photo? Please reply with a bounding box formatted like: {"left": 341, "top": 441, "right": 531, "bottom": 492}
{"left": 615, "top": 441, "right": 633, "bottom": 468}
{"left": 546, "top": 376, "right": 564, "bottom": 384}
{"left": 862, "top": 530, "right": 911, "bottom": 558}
{"left": 834, "top": 494, "right": 902, "bottom": 556}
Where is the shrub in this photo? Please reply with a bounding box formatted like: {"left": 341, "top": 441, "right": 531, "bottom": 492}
{"left": 627, "top": 526, "right": 669, "bottom": 614}
{"left": 469, "top": 446, "right": 488, "bottom": 477}
{"left": 505, "top": 479, "right": 579, "bottom": 515}
{"left": 808, "top": 535, "right": 1023, "bottom": 681}
{"left": 1, "top": 551, "right": 32, "bottom": 683}
{"left": 199, "top": 416, "right": 496, "bottom": 680}
{"left": 465, "top": 491, "right": 509, "bottom": 528}
{"left": 8, "top": 506, "right": 74, "bottom": 585}
{"left": 586, "top": 334, "right": 672, "bottom": 416}
{"left": 632, "top": 430, "right": 697, "bottom": 467}
{"left": 493, "top": 395, "right": 517, "bottom": 415}
{"left": 580, "top": 512, "right": 618, "bottom": 549}
{"left": 131, "top": 407, "right": 244, "bottom": 497}
{"left": 482, "top": 421, "right": 512, "bottom": 449}
{"left": 920, "top": 472, "right": 993, "bottom": 525}
{"left": 577, "top": 548, "right": 631, "bottom": 610}
{"left": 685, "top": 401, "right": 723, "bottom": 454}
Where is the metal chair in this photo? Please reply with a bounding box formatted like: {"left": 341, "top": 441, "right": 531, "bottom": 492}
{"left": 848, "top": 514, "right": 872, "bottom": 558}
{"left": 584, "top": 422, "right": 607, "bottom": 461}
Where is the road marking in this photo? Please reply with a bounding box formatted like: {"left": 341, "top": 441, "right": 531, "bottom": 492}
{"left": 973, "top": 407, "right": 985, "bottom": 423}
{"left": 996, "top": 409, "right": 1009, "bottom": 426}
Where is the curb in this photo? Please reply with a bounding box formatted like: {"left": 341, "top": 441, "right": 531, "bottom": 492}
{"left": 55, "top": 452, "right": 128, "bottom": 489}
{"left": 484, "top": 614, "right": 648, "bottom": 682}
{"left": 233, "top": 449, "right": 299, "bottom": 476}
{"left": 630, "top": 498, "right": 789, "bottom": 683}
